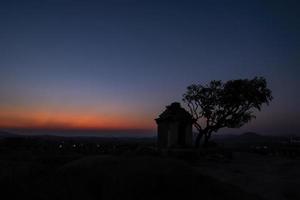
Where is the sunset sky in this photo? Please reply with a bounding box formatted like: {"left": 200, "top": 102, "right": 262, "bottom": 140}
{"left": 1, "top": 0, "right": 299, "bottom": 136}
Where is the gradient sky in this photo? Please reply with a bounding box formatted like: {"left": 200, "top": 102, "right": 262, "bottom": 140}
{"left": 0, "top": 0, "right": 299, "bottom": 135}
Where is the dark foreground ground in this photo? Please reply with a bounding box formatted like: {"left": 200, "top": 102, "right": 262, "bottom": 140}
{"left": 0, "top": 134, "right": 299, "bottom": 200}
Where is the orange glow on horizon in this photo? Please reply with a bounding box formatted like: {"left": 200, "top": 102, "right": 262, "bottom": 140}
{"left": 0, "top": 107, "right": 155, "bottom": 131}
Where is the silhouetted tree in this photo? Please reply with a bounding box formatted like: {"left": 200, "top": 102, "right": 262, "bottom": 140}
{"left": 183, "top": 77, "right": 273, "bottom": 147}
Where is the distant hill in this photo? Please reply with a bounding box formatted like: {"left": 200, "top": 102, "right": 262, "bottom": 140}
{"left": 0, "top": 131, "right": 19, "bottom": 138}
{"left": 237, "top": 132, "right": 262, "bottom": 140}
{"left": 213, "top": 132, "right": 270, "bottom": 143}
{"left": 240, "top": 132, "right": 261, "bottom": 137}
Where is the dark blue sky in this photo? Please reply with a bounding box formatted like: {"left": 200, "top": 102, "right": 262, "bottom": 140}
{"left": 0, "top": 0, "right": 299, "bottom": 135}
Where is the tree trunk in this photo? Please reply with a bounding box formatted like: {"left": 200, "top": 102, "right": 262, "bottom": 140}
{"left": 203, "top": 132, "right": 212, "bottom": 147}
{"left": 195, "top": 131, "right": 204, "bottom": 148}
{"left": 203, "top": 134, "right": 209, "bottom": 147}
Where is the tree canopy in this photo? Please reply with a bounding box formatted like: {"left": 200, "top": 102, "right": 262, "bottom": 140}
{"left": 182, "top": 77, "right": 273, "bottom": 147}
